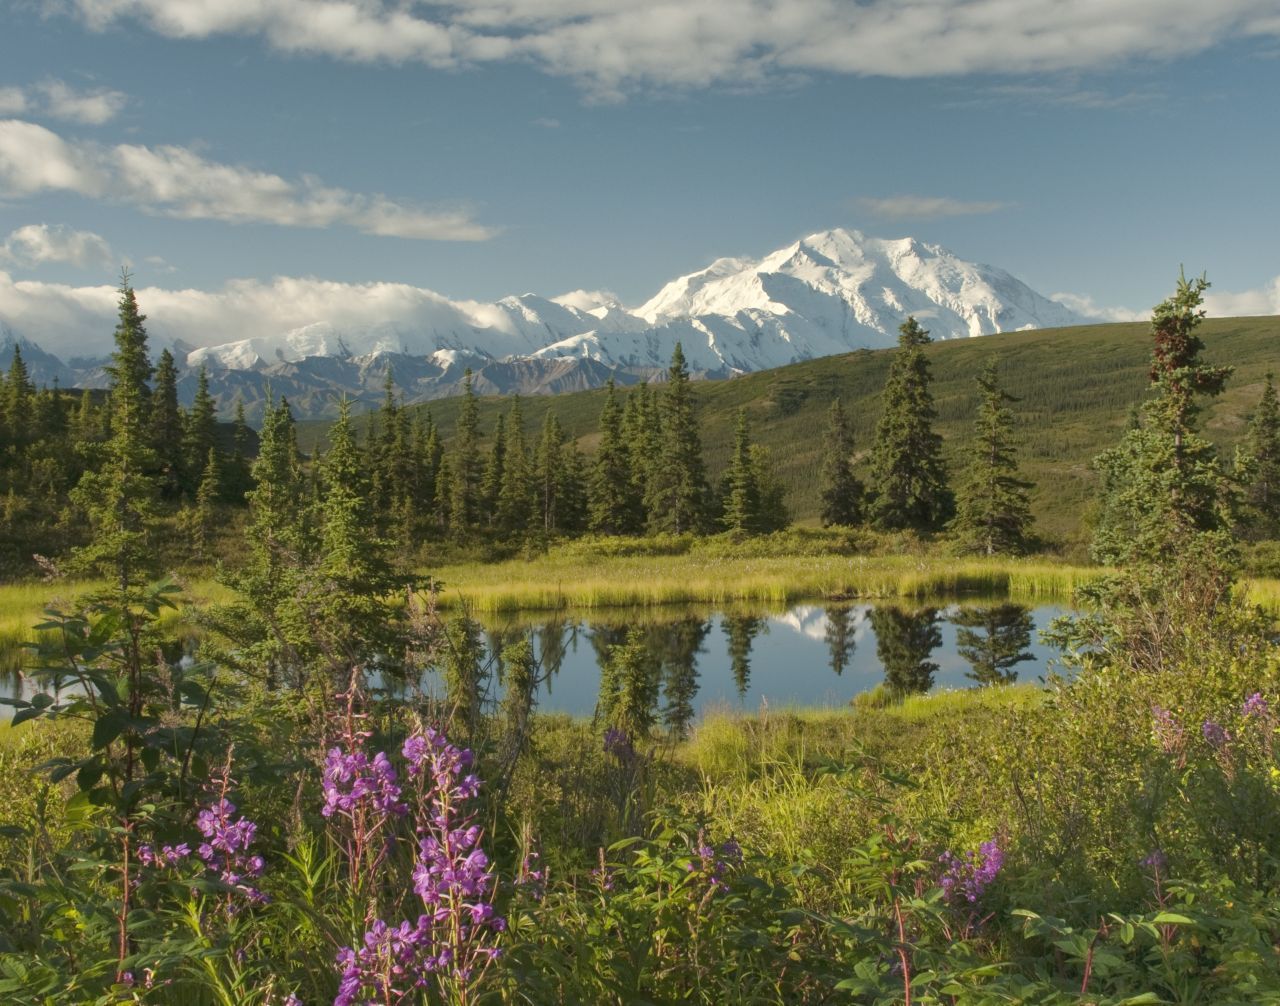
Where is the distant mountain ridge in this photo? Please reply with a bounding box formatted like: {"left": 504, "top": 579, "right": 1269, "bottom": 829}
{"left": 0, "top": 228, "right": 1084, "bottom": 422}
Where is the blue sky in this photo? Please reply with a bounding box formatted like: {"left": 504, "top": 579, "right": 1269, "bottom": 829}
{"left": 2, "top": 0, "right": 1279, "bottom": 355}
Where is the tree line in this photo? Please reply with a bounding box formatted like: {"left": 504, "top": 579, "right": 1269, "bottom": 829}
{"left": 2, "top": 274, "right": 1278, "bottom": 576}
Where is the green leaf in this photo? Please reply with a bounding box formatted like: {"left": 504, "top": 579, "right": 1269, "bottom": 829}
{"left": 1151, "top": 912, "right": 1194, "bottom": 925}
{"left": 91, "top": 710, "right": 129, "bottom": 750}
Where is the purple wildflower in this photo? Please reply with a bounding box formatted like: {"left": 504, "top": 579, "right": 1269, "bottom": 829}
{"left": 196, "top": 797, "right": 266, "bottom": 903}
{"left": 322, "top": 747, "right": 407, "bottom": 819}
{"left": 138, "top": 842, "right": 191, "bottom": 869}
{"left": 1201, "top": 719, "right": 1229, "bottom": 749}
{"left": 687, "top": 830, "right": 742, "bottom": 893}
{"left": 1243, "top": 693, "right": 1269, "bottom": 718}
{"left": 939, "top": 839, "right": 1003, "bottom": 904}
{"left": 1142, "top": 849, "right": 1167, "bottom": 873}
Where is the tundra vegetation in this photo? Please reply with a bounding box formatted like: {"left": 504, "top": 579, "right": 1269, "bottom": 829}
{"left": 0, "top": 274, "right": 1278, "bottom": 1003}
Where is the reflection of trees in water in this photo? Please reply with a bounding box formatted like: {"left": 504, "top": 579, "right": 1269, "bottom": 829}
{"left": 951, "top": 604, "right": 1035, "bottom": 686}
{"left": 722, "top": 613, "right": 766, "bottom": 697}
{"left": 870, "top": 606, "right": 941, "bottom": 696}
{"left": 657, "top": 618, "right": 710, "bottom": 738}
{"left": 823, "top": 605, "right": 857, "bottom": 676}
{"left": 594, "top": 628, "right": 662, "bottom": 738}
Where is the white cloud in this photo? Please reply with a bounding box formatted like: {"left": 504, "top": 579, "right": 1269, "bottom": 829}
{"left": 54, "top": 0, "right": 1280, "bottom": 96}
{"left": 0, "top": 87, "right": 27, "bottom": 115}
{"left": 552, "top": 288, "right": 619, "bottom": 310}
{"left": 1050, "top": 292, "right": 1147, "bottom": 323}
{"left": 1204, "top": 276, "right": 1280, "bottom": 317}
{"left": 0, "top": 224, "right": 117, "bottom": 269}
{"left": 0, "top": 79, "right": 127, "bottom": 124}
{"left": 35, "top": 79, "right": 129, "bottom": 125}
{"left": 0, "top": 119, "right": 496, "bottom": 240}
{"left": 857, "top": 195, "right": 1010, "bottom": 219}
{"left": 0, "top": 271, "right": 483, "bottom": 358}
{"left": 531, "top": 116, "right": 561, "bottom": 128}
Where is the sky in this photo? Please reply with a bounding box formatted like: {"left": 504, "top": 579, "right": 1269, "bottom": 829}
{"left": 2, "top": 0, "right": 1280, "bottom": 357}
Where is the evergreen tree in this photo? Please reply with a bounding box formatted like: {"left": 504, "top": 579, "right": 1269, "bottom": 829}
{"left": 1092, "top": 274, "right": 1234, "bottom": 566}
{"left": 222, "top": 396, "right": 254, "bottom": 504}
{"left": 622, "top": 382, "right": 661, "bottom": 519}
{"left": 3, "top": 344, "right": 34, "bottom": 449}
{"left": 481, "top": 413, "right": 506, "bottom": 529}
{"left": 589, "top": 378, "right": 644, "bottom": 535}
{"left": 182, "top": 365, "right": 217, "bottom": 495}
{"left": 1243, "top": 372, "right": 1280, "bottom": 539}
{"left": 750, "top": 444, "right": 789, "bottom": 533}
{"left": 819, "top": 398, "right": 864, "bottom": 527}
{"left": 870, "top": 606, "right": 941, "bottom": 697}
{"left": 310, "top": 399, "right": 408, "bottom": 679}
{"left": 645, "top": 343, "right": 708, "bottom": 534}
{"left": 596, "top": 628, "right": 661, "bottom": 742}
{"left": 721, "top": 408, "right": 762, "bottom": 534}
{"left": 447, "top": 370, "right": 483, "bottom": 534}
{"left": 867, "top": 318, "right": 950, "bottom": 532}
{"left": 150, "top": 348, "right": 184, "bottom": 497}
{"left": 950, "top": 361, "right": 1035, "bottom": 555}
{"left": 497, "top": 397, "right": 533, "bottom": 536}
{"left": 414, "top": 411, "right": 441, "bottom": 522}
{"left": 659, "top": 616, "right": 709, "bottom": 737}
{"left": 69, "top": 277, "right": 159, "bottom": 590}
{"left": 534, "top": 411, "right": 570, "bottom": 533}
{"left": 183, "top": 447, "right": 222, "bottom": 560}
{"left": 952, "top": 604, "right": 1034, "bottom": 686}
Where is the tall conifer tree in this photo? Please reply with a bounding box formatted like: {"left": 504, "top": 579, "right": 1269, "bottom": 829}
{"left": 1243, "top": 372, "right": 1280, "bottom": 539}
{"left": 70, "top": 277, "right": 159, "bottom": 589}
{"left": 589, "top": 378, "right": 643, "bottom": 535}
{"left": 867, "top": 317, "right": 950, "bottom": 531}
{"left": 150, "top": 348, "right": 184, "bottom": 498}
{"left": 645, "top": 343, "right": 707, "bottom": 534}
{"left": 950, "top": 361, "right": 1034, "bottom": 555}
{"left": 721, "top": 408, "right": 762, "bottom": 534}
{"left": 819, "top": 397, "right": 863, "bottom": 527}
{"left": 182, "top": 365, "right": 218, "bottom": 495}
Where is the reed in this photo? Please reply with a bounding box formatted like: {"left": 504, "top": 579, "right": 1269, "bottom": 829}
{"left": 428, "top": 552, "right": 1098, "bottom": 613}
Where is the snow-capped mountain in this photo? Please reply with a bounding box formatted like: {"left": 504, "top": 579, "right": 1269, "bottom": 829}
{"left": 0, "top": 229, "right": 1085, "bottom": 421}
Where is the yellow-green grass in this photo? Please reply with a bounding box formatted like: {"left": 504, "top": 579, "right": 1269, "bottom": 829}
{"left": 427, "top": 552, "right": 1097, "bottom": 613}
{"left": 1244, "top": 577, "right": 1280, "bottom": 613}
{"left": 0, "top": 577, "right": 235, "bottom": 676}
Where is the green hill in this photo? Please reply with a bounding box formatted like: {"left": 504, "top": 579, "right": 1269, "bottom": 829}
{"left": 296, "top": 316, "right": 1280, "bottom": 545}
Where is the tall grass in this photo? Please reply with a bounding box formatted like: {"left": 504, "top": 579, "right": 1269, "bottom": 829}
{"left": 428, "top": 553, "right": 1098, "bottom": 613}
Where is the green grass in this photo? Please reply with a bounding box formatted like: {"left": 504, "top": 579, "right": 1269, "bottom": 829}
{"left": 297, "top": 315, "right": 1280, "bottom": 545}
{"left": 428, "top": 540, "right": 1096, "bottom": 612}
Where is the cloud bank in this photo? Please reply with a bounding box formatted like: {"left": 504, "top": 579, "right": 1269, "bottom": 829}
{"left": 0, "top": 224, "right": 117, "bottom": 270}
{"left": 0, "top": 119, "right": 495, "bottom": 240}
{"left": 57, "top": 0, "right": 1280, "bottom": 97}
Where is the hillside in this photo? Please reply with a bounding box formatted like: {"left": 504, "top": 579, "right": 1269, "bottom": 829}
{"left": 297, "top": 316, "right": 1280, "bottom": 544}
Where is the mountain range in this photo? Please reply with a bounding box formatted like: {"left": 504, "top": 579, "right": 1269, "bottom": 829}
{"left": 0, "top": 228, "right": 1084, "bottom": 422}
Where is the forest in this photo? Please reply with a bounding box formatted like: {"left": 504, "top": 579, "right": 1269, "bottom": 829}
{"left": 1, "top": 273, "right": 1279, "bottom": 1004}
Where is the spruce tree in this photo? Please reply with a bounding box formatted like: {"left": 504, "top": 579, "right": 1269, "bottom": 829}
{"left": 589, "top": 378, "right": 644, "bottom": 535}
{"left": 497, "top": 397, "right": 533, "bottom": 536}
{"left": 819, "top": 398, "right": 864, "bottom": 527}
{"left": 534, "top": 411, "right": 568, "bottom": 533}
{"left": 723, "top": 613, "right": 764, "bottom": 697}
{"left": 721, "top": 408, "right": 762, "bottom": 534}
{"left": 184, "top": 447, "right": 222, "bottom": 560}
{"left": 182, "top": 365, "right": 217, "bottom": 496}
{"left": 1243, "top": 372, "right": 1280, "bottom": 539}
{"left": 69, "top": 277, "right": 159, "bottom": 590}
{"left": 622, "top": 382, "right": 661, "bottom": 519}
{"left": 750, "top": 444, "right": 789, "bottom": 533}
{"left": 645, "top": 343, "right": 708, "bottom": 534}
{"left": 447, "top": 370, "right": 482, "bottom": 534}
{"left": 223, "top": 397, "right": 254, "bottom": 504}
{"left": 952, "top": 604, "right": 1034, "bottom": 686}
{"left": 1091, "top": 273, "right": 1234, "bottom": 566}
{"left": 824, "top": 604, "right": 857, "bottom": 676}
{"left": 481, "top": 412, "right": 506, "bottom": 530}
{"left": 3, "top": 344, "right": 34, "bottom": 449}
{"left": 950, "top": 361, "right": 1035, "bottom": 555}
{"left": 150, "top": 348, "right": 184, "bottom": 498}
{"left": 867, "top": 317, "right": 950, "bottom": 532}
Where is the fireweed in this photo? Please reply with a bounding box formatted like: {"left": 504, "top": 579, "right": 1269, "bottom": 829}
{"left": 938, "top": 840, "right": 1003, "bottom": 905}
{"left": 332, "top": 726, "right": 504, "bottom": 1006}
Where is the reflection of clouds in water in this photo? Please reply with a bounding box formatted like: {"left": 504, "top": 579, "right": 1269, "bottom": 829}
{"left": 770, "top": 604, "right": 871, "bottom": 643}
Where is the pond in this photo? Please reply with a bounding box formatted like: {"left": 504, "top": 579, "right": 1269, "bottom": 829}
{"left": 414, "top": 600, "right": 1070, "bottom": 731}
{"left": 1, "top": 601, "right": 1071, "bottom": 729}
